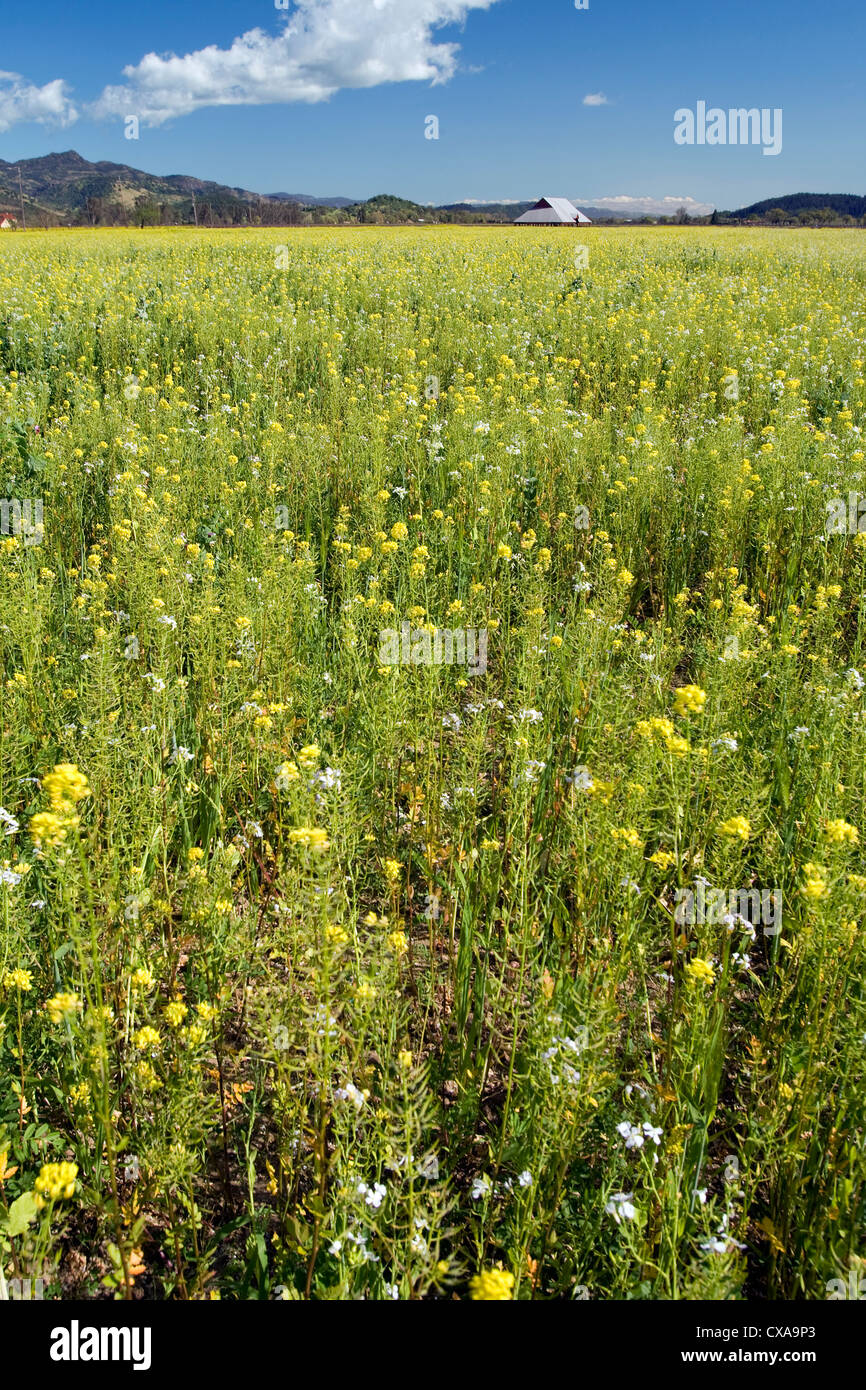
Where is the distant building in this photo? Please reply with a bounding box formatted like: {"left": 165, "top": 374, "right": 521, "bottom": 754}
{"left": 0, "top": 214, "right": 17, "bottom": 230}
{"left": 514, "top": 197, "right": 592, "bottom": 226}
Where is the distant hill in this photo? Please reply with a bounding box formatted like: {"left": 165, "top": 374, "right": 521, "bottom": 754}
{"left": 723, "top": 192, "right": 866, "bottom": 223}
{"left": 1, "top": 154, "right": 863, "bottom": 229}
{"left": 0, "top": 153, "right": 440, "bottom": 226}
{"left": 349, "top": 193, "right": 435, "bottom": 222}
{"left": 0, "top": 150, "right": 280, "bottom": 226}
{"left": 0, "top": 152, "right": 684, "bottom": 227}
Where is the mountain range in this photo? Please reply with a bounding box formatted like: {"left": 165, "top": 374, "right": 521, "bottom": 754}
{"left": 0, "top": 150, "right": 346, "bottom": 223}
{"left": 0, "top": 152, "right": 862, "bottom": 228}
{"left": 0, "top": 154, "right": 609, "bottom": 226}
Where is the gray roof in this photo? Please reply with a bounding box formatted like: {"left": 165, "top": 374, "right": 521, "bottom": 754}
{"left": 514, "top": 197, "right": 592, "bottom": 225}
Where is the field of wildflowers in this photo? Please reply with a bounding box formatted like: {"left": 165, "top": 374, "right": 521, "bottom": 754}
{"left": 0, "top": 225, "right": 865, "bottom": 1301}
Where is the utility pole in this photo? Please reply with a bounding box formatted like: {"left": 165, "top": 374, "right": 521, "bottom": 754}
{"left": 191, "top": 189, "right": 198, "bottom": 227}
{"left": 17, "top": 165, "right": 26, "bottom": 230}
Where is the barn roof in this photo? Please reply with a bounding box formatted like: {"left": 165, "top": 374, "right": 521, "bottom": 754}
{"left": 514, "top": 197, "right": 592, "bottom": 225}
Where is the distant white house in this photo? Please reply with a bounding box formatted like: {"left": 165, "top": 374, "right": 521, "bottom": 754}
{"left": 0, "top": 214, "right": 17, "bottom": 230}
{"left": 514, "top": 197, "right": 591, "bottom": 226}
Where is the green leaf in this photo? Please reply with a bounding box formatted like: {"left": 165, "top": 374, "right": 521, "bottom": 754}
{"left": 2, "top": 1190, "right": 39, "bottom": 1236}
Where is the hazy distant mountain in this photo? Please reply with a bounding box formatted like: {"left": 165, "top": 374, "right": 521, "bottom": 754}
{"left": 441, "top": 201, "right": 533, "bottom": 218}
{"left": 269, "top": 193, "right": 358, "bottom": 207}
{"left": 576, "top": 206, "right": 637, "bottom": 221}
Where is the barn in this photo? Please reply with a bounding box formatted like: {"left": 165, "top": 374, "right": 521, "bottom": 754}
{"left": 514, "top": 197, "right": 592, "bottom": 226}
{"left": 0, "top": 214, "right": 17, "bottom": 230}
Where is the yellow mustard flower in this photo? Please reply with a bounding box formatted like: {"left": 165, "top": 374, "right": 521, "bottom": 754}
{"left": 470, "top": 1268, "right": 515, "bottom": 1300}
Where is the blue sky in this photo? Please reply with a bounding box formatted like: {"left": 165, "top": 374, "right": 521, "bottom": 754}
{"left": 1, "top": 0, "right": 863, "bottom": 212}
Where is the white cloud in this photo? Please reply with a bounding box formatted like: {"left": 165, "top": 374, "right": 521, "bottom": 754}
{"left": 577, "top": 194, "right": 715, "bottom": 217}
{"left": 0, "top": 71, "right": 78, "bottom": 133}
{"left": 582, "top": 92, "right": 609, "bottom": 106}
{"left": 91, "top": 0, "right": 502, "bottom": 126}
